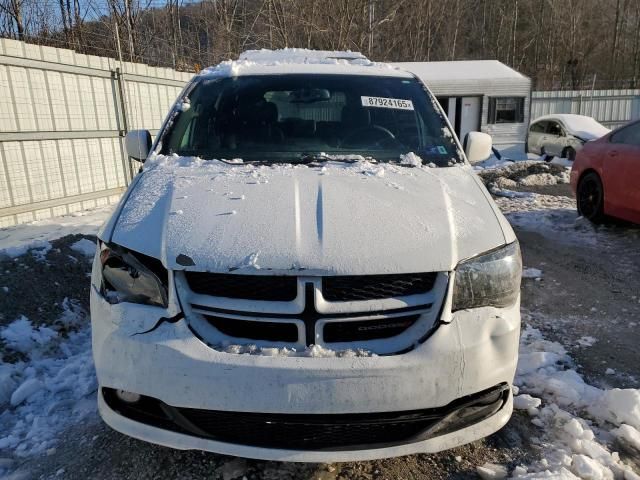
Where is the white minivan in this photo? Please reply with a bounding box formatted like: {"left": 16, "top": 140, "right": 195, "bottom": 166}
{"left": 91, "top": 49, "right": 521, "bottom": 462}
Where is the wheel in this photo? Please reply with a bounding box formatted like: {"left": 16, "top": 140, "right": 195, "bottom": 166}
{"left": 577, "top": 172, "right": 605, "bottom": 223}
{"left": 562, "top": 147, "right": 576, "bottom": 161}
{"left": 541, "top": 147, "right": 553, "bottom": 162}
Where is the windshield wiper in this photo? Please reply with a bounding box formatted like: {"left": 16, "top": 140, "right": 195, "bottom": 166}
{"left": 297, "top": 153, "right": 366, "bottom": 164}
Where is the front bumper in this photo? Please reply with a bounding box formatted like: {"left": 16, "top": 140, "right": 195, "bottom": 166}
{"left": 98, "top": 386, "right": 513, "bottom": 462}
{"left": 91, "top": 285, "right": 520, "bottom": 460}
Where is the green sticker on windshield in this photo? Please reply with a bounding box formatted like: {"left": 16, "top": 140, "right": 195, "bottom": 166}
{"left": 437, "top": 146, "right": 447, "bottom": 154}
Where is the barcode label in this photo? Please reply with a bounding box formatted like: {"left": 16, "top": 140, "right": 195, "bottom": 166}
{"left": 361, "top": 96, "right": 414, "bottom": 110}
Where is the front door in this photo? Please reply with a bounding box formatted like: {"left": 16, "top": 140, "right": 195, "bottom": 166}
{"left": 543, "top": 121, "right": 564, "bottom": 157}
{"left": 436, "top": 97, "right": 481, "bottom": 143}
{"left": 459, "top": 97, "right": 481, "bottom": 143}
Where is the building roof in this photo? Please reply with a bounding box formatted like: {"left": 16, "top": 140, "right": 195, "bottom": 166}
{"left": 393, "top": 60, "right": 529, "bottom": 82}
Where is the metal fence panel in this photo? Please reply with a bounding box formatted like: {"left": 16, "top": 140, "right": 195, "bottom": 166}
{"left": 0, "top": 38, "right": 191, "bottom": 227}
{"left": 531, "top": 89, "right": 640, "bottom": 128}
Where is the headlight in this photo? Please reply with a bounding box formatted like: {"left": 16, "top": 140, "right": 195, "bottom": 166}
{"left": 452, "top": 242, "right": 521, "bottom": 311}
{"left": 100, "top": 243, "right": 168, "bottom": 307}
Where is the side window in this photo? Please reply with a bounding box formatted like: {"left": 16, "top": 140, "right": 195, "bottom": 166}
{"left": 546, "top": 122, "right": 562, "bottom": 136}
{"left": 488, "top": 97, "right": 525, "bottom": 124}
{"left": 530, "top": 122, "right": 546, "bottom": 133}
{"left": 610, "top": 123, "right": 640, "bottom": 146}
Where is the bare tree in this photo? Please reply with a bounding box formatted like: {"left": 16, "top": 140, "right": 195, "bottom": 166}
{"left": 0, "top": 0, "right": 26, "bottom": 39}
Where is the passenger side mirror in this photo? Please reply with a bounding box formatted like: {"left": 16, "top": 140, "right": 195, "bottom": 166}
{"left": 464, "top": 132, "right": 493, "bottom": 164}
{"left": 125, "top": 130, "right": 152, "bottom": 162}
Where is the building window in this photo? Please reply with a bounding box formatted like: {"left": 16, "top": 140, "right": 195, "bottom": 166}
{"left": 488, "top": 97, "right": 525, "bottom": 124}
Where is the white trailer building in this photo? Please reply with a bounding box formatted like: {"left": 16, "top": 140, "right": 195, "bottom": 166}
{"left": 393, "top": 60, "right": 532, "bottom": 157}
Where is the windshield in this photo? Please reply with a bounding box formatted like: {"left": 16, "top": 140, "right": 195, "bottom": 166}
{"left": 161, "top": 74, "right": 462, "bottom": 166}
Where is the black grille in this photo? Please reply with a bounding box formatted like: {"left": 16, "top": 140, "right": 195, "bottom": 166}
{"left": 204, "top": 315, "right": 298, "bottom": 342}
{"left": 185, "top": 272, "right": 297, "bottom": 301}
{"left": 322, "top": 273, "right": 437, "bottom": 302}
{"left": 323, "top": 315, "right": 419, "bottom": 343}
{"left": 102, "top": 384, "right": 509, "bottom": 451}
{"left": 176, "top": 408, "right": 440, "bottom": 450}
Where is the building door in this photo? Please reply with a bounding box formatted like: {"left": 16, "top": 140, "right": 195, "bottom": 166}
{"left": 458, "top": 96, "right": 481, "bottom": 143}
{"left": 435, "top": 97, "right": 457, "bottom": 127}
{"left": 436, "top": 96, "right": 482, "bottom": 142}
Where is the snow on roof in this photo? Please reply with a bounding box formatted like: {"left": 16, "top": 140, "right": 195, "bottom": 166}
{"left": 239, "top": 48, "right": 367, "bottom": 62}
{"left": 532, "top": 114, "right": 610, "bottom": 138}
{"left": 392, "top": 60, "right": 528, "bottom": 82}
{"left": 200, "top": 48, "right": 411, "bottom": 79}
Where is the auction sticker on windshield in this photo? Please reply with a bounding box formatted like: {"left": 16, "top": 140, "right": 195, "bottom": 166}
{"left": 361, "top": 96, "right": 414, "bottom": 110}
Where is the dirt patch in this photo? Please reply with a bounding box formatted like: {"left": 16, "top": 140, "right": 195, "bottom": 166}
{"left": 0, "top": 234, "right": 95, "bottom": 362}
{"left": 0, "top": 234, "right": 95, "bottom": 327}
{"left": 517, "top": 228, "right": 640, "bottom": 391}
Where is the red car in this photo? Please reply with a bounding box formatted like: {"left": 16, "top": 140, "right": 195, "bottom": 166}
{"left": 571, "top": 119, "right": 640, "bottom": 224}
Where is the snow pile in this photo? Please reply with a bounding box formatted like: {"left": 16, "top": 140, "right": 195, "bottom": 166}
{"left": 518, "top": 173, "right": 559, "bottom": 187}
{"left": 220, "top": 343, "right": 376, "bottom": 358}
{"left": 70, "top": 238, "right": 97, "bottom": 258}
{"left": 477, "top": 462, "right": 508, "bottom": 479}
{"left": 1, "top": 316, "right": 57, "bottom": 355}
{"left": 399, "top": 152, "right": 423, "bottom": 167}
{"left": 199, "top": 48, "right": 398, "bottom": 78}
{"left": 522, "top": 268, "right": 543, "bottom": 279}
{"left": 612, "top": 424, "right": 640, "bottom": 453}
{"left": 477, "top": 161, "right": 570, "bottom": 198}
{"left": 0, "top": 301, "right": 96, "bottom": 456}
{"left": 511, "top": 323, "right": 640, "bottom": 479}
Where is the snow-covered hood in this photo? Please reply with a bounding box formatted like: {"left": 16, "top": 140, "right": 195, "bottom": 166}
{"left": 104, "top": 156, "right": 508, "bottom": 274}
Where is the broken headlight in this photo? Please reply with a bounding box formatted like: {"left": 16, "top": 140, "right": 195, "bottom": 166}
{"left": 452, "top": 242, "right": 521, "bottom": 311}
{"left": 100, "top": 243, "right": 168, "bottom": 308}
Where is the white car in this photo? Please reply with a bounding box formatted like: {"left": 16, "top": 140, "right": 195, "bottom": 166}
{"left": 526, "top": 114, "right": 610, "bottom": 160}
{"left": 91, "top": 49, "right": 522, "bottom": 462}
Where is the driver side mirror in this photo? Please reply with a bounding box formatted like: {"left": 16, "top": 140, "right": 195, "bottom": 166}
{"left": 125, "top": 130, "right": 152, "bottom": 162}
{"left": 464, "top": 132, "right": 493, "bottom": 164}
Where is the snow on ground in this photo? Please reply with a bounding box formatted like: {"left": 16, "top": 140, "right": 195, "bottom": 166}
{"left": 496, "top": 192, "right": 640, "bottom": 250}
{"left": 70, "top": 238, "right": 97, "bottom": 258}
{"left": 523, "top": 268, "right": 543, "bottom": 280}
{"left": 0, "top": 206, "right": 111, "bottom": 258}
{"left": 0, "top": 299, "right": 96, "bottom": 459}
{"left": 511, "top": 318, "right": 640, "bottom": 479}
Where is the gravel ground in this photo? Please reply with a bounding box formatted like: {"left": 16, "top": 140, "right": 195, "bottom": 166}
{"left": 2, "top": 170, "right": 640, "bottom": 479}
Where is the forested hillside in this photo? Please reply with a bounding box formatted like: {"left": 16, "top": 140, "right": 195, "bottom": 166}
{"left": 1, "top": 0, "right": 639, "bottom": 89}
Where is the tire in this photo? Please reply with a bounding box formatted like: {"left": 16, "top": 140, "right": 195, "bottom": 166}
{"left": 541, "top": 147, "right": 553, "bottom": 162}
{"left": 577, "top": 172, "right": 606, "bottom": 223}
{"left": 562, "top": 147, "right": 576, "bottom": 161}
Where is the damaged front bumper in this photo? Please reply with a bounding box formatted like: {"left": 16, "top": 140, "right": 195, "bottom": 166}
{"left": 90, "top": 276, "right": 520, "bottom": 461}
